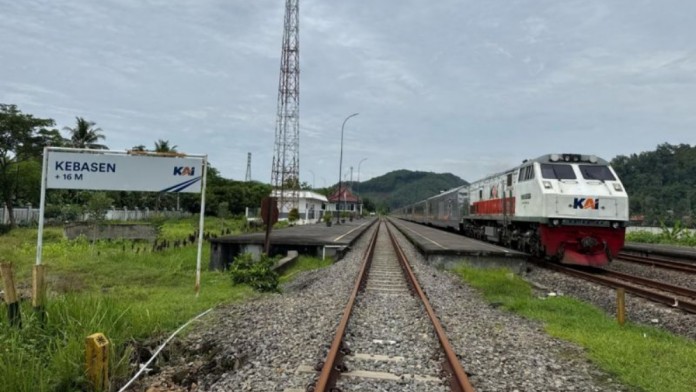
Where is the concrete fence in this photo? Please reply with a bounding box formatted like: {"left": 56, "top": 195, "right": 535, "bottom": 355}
{"left": 1, "top": 203, "right": 190, "bottom": 226}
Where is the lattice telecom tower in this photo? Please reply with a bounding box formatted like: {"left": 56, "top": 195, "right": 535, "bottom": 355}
{"left": 245, "top": 152, "right": 252, "bottom": 182}
{"left": 271, "top": 0, "right": 300, "bottom": 213}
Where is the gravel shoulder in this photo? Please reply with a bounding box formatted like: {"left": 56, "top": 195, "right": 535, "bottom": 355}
{"left": 525, "top": 260, "right": 696, "bottom": 341}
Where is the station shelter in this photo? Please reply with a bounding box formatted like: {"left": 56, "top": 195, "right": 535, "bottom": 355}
{"left": 327, "top": 186, "right": 361, "bottom": 217}
{"left": 270, "top": 190, "right": 329, "bottom": 225}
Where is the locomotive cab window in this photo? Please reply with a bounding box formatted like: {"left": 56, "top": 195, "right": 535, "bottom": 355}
{"left": 579, "top": 165, "right": 616, "bottom": 181}
{"left": 540, "top": 164, "right": 576, "bottom": 180}
{"left": 518, "top": 165, "right": 535, "bottom": 181}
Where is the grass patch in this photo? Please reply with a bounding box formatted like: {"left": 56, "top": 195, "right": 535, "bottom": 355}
{"left": 279, "top": 256, "right": 333, "bottom": 284}
{"left": 454, "top": 265, "right": 696, "bottom": 392}
{"left": 0, "top": 217, "right": 257, "bottom": 391}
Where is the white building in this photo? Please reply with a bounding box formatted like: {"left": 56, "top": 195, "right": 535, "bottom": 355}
{"left": 270, "top": 190, "right": 329, "bottom": 225}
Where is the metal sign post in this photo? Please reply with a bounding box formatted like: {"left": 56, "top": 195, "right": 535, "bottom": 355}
{"left": 261, "top": 197, "right": 279, "bottom": 255}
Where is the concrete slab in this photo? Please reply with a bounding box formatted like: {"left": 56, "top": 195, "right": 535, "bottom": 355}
{"left": 623, "top": 242, "right": 696, "bottom": 261}
{"left": 387, "top": 217, "right": 527, "bottom": 271}
{"left": 209, "top": 218, "right": 377, "bottom": 270}
{"left": 388, "top": 218, "right": 524, "bottom": 257}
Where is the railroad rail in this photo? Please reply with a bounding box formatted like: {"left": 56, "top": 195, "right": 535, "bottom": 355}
{"left": 309, "top": 220, "right": 474, "bottom": 391}
{"left": 601, "top": 270, "right": 696, "bottom": 300}
{"left": 535, "top": 260, "right": 696, "bottom": 314}
{"left": 617, "top": 252, "right": 696, "bottom": 274}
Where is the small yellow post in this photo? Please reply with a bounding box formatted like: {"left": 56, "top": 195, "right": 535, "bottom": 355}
{"left": 617, "top": 287, "right": 626, "bottom": 326}
{"left": 1, "top": 262, "right": 21, "bottom": 327}
{"left": 85, "top": 333, "right": 110, "bottom": 391}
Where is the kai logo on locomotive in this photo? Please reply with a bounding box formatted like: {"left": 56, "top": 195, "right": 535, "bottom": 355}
{"left": 573, "top": 197, "right": 599, "bottom": 210}
{"left": 173, "top": 166, "right": 195, "bottom": 176}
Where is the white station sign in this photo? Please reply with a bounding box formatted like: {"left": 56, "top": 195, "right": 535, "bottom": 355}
{"left": 46, "top": 151, "right": 204, "bottom": 193}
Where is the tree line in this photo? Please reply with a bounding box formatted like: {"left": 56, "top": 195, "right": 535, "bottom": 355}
{"left": 0, "top": 104, "right": 272, "bottom": 228}
{"left": 611, "top": 143, "right": 696, "bottom": 227}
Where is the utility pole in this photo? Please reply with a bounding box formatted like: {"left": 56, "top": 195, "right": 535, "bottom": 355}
{"left": 350, "top": 166, "right": 353, "bottom": 190}
{"left": 245, "top": 152, "right": 252, "bottom": 182}
{"left": 271, "top": 0, "right": 300, "bottom": 214}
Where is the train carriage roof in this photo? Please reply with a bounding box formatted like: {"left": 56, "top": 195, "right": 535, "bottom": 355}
{"left": 425, "top": 184, "right": 468, "bottom": 201}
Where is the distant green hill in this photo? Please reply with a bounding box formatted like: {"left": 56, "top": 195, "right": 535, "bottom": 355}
{"left": 353, "top": 169, "right": 467, "bottom": 211}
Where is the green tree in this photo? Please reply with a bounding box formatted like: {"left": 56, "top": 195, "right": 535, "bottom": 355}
{"left": 300, "top": 181, "right": 312, "bottom": 190}
{"left": 84, "top": 192, "right": 113, "bottom": 243}
{"left": 64, "top": 117, "right": 107, "bottom": 149}
{"left": 131, "top": 144, "right": 147, "bottom": 152}
{"left": 612, "top": 143, "right": 696, "bottom": 226}
{"left": 154, "top": 139, "right": 177, "bottom": 153}
{"left": 0, "top": 104, "right": 56, "bottom": 227}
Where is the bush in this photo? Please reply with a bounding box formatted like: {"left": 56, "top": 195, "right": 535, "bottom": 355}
{"left": 323, "top": 212, "right": 333, "bottom": 223}
{"left": 44, "top": 204, "right": 62, "bottom": 219}
{"left": 229, "top": 253, "right": 279, "bottom": 292}
{"left": 288, "top": 208, "right": 300, "bottom": 223}
{"left": 60, "top": 205, "right": 83, "bottom": 222}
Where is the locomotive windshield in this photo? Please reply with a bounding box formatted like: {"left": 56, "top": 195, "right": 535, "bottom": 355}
{"left": 540, "top": 164, "right": 576, "bottom": 180}
{"left": 579, "top": 165, "right": 616, "bottom": 181}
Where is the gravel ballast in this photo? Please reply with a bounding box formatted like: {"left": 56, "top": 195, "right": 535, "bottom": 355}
{"left": 130, "top": 221, "right": 635, "bottom": 391}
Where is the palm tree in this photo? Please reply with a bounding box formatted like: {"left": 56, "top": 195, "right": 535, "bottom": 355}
{"left": 152, "top": 139, "right": 179, "bottom": 210}
{"left": 131, "top": 144, "right": 147, "bottom": 152}
{"left": 154, "top": 139, "right": 177, "bottom": 153}
{"left": 63, "top": 117, "right": 107, "bottom": 149}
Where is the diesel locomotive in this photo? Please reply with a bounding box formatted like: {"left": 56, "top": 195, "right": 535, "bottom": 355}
{"left": 393, "top": 154, "right": 629, "bottom": 267}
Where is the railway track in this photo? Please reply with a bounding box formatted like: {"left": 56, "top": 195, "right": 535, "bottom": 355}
{"left": 306, "top": 220, "right": 474, "bottom": 391}
{"left": 617, "top": 252, "right": 696, "bottom": 274}
{"left": 536, "top": 261, "right": 696, "bottom": 314}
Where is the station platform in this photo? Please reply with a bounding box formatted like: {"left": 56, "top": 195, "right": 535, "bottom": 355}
{"left": 623, "top": 242, "right": 696, "bottom": 261}
{"left": 387, "top": 218, "right": 527, "bottom": 269}
{"left": 209, "top": 218, "right": 378, "bottom": 270}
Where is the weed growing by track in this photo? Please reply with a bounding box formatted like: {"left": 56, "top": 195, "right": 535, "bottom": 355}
{"left": 627, "top": 221, "right": 696, "bottom": 246}
{"left": 230, "top": 253, "right": 280, "bottom": 292}
{"left": 279, "top": 256, "right": 333, "bottom": 284}
{"left": 454, "top": 266, "right": 696, "bottom": 392}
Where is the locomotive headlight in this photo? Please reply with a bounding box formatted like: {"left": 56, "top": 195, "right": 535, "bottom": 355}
{"left": 612, "top": 183, "right": 623, "bottom": 192}
{"left": 543, "top": 181, "right": 552, "bottom": 189}
{"left": 550, "top": 154, "right": 560, "bottom": 162}
{"left": 611, "top": 222, "right": 620, "bottom": 229}
{"left": 552, "top": 219, "right": 560, "bottom": 226}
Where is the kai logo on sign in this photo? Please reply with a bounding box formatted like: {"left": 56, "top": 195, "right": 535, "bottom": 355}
{"left": 173, "top": 166, "right": 195, "bottom": 176}
{"left": 573, "top": 198, "right": 599, "bottom": 210}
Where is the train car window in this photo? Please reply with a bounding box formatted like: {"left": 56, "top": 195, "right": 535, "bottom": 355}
{"left": 540, "top": 164, "right": 576, "bottom": 179}
{"left": 479, "top": 189, "right": 483, "bottom": 199}
{"left": 507, "top": 173, "right": 513, "bottom": 186}
{"left": 518, "top": 168, "right": 525, "bottom": 181}
{"left": 579, "top": 165, "right": 616, "bottom": 181}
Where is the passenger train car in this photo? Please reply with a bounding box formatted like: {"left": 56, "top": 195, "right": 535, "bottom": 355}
{"left": 393, "top": 154, "right": 629, "bottom": 267}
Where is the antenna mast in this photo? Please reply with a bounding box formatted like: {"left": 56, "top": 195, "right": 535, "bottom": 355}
{"left": 271, "top": 0, "right": 300, "bottom": 213}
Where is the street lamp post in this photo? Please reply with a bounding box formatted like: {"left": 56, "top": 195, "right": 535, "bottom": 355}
{"left": 343, "top": 172, "right": 350, "bottom": 219}
{"left": 337, "top": 113, "right": 359, "bottom": 224}
{"left": 357, "top": 158, "right": 367, "bottom": 216}
{"left": 308, "top": 169, "right": 315, "bottom": 189}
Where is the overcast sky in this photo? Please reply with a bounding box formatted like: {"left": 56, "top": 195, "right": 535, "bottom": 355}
{"left": 2, "top": 0, "right": 695, "bottom": 186}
